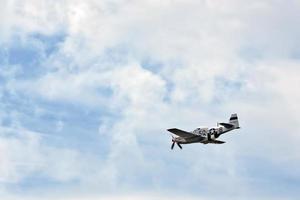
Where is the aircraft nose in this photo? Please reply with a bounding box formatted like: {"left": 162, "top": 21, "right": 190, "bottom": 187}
{"left": 171, "top": 136, "right": 176, "bottom": 142}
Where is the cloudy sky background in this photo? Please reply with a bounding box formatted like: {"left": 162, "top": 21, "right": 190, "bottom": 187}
{"left": 0, "top": 0, "right": 300, "bottom": 199}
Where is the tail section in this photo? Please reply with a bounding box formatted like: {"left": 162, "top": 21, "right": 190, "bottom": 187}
{"left": 229, "top": 114, "right": 240, "bottom": 129}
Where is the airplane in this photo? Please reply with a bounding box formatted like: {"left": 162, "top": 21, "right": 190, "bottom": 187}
{"left": 167, "top": 114, "right": 240, "bottom": 150}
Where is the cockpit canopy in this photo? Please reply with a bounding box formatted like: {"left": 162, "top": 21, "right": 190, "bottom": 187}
{"left": 193, "top": 127, "right": 222, "bottom": 136}
{"left": 192, "top": 127, "right": 208, "bottom": 134}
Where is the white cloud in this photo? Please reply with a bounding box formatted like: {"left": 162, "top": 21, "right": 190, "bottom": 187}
{"left": 0, "top": 193, "right": 210, "bottom": 200}
{"left": 0, "top": 127, "right": 41, "bottom": 183}
{"left": 0, "top": 0, "right": 65, "bottom": 38}
{"left": 0, "top": 126, "right": 103, "bottom": 185}
{"left": 1, "top": 0, "right": 300, "bottom": 199}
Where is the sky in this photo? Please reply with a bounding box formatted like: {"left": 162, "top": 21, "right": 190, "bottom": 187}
{"left": 0, "top": 0, "right": 300, "bottom": 199}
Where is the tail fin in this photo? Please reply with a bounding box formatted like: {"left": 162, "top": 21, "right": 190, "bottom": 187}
{"left": 229, "top": 114, "right": 240, "bottom": 128}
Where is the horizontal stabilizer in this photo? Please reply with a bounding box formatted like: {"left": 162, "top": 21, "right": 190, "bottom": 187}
{"left": 219, "top": 122, "right": 234, "bottom": 129}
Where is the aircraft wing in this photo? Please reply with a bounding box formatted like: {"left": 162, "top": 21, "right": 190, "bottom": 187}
{"left": 167, "top": 128, "right": 196, "bottom": 138}
{"left": 207, "top": 140, "right": 225, "bottom": 144}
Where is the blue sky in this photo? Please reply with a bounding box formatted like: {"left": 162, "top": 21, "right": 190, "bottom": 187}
{"left": 0, "top": 0, "right": 300, "bottom": 199}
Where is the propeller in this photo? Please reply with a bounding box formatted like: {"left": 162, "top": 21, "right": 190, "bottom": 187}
{"left": 170, "top": 135, "right": 182, "bottom": 150}
{"left": 171, "top": 142, "right": 175, "bottom": 149}
{"left": 177, "top": 143, "right": 182, "bottom": 149}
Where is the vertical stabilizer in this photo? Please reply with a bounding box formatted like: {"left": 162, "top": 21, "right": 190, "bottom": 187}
{"left": 229, "top": 114, "right": 239, "bottom": 128}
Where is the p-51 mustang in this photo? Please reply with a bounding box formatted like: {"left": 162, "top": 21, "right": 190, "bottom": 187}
{"left": 167, "top": 114, "right": 240, "bottom": 150}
